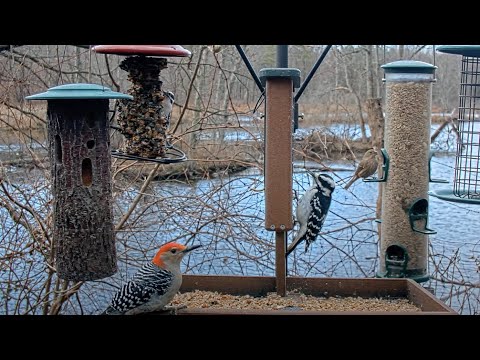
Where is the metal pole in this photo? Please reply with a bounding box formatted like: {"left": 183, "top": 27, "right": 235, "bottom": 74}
{"left": 235, "top": 45, "right": 265, "bottom": 93}
{"left": 295, "top": 45, "right": 332, "bottom": 103}
{"left": 276, "top": 45, "right": 288, "bottom": 68}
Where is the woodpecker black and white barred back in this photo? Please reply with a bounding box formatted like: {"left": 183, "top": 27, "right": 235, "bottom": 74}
{"left": 162, "top": 90, "right": 175, "bottom": 129}
{"left": 101, "top": 242, "right": 201, "bottom": 315}
{"left": 287, "top": 171, "right": 335, "bottom": 255}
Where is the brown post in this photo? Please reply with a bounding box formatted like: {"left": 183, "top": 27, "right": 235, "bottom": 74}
{"left": 260, "top": 68, "right": 301, "bottom": 296}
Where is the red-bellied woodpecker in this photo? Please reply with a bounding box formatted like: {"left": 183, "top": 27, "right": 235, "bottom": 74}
{"left": 101, "top": 242, "right": 201, "bottom": 315}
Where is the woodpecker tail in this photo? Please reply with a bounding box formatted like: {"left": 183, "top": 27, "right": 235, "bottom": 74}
{"left": 286, "top": 228, "right": 308, "bottom": 255}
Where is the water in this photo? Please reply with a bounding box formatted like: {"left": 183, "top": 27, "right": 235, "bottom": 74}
{"left": 0, "top": 123, "right": 478, "bottom": 314}
{"left": 89, "top": 154, "right": 479, "bottom": 314}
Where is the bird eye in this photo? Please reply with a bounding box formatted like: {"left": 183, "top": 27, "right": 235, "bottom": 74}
{"left": 170, "top": 248, "right": 177, "bottom": 254}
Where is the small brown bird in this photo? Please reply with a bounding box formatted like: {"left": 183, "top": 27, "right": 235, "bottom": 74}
{"left": 344, "top": 148, "right": 379, "bottom": 190}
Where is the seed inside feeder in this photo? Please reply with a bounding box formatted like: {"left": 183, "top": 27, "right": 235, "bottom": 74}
{"left": 381, "top": 81, "right": 431, "bottom": 274}
{"left": 117, "top": 56, "right": 169, "bottom": 158}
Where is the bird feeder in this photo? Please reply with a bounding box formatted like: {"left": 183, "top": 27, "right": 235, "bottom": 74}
{"left": 259, "top": 67, "right": 301, "bottom": 296}
{"left": 92, "top": 45, "right": 191, "bottom": 163}
{"left": 430, "top": 45, "right": 480, "bottom": 204}
{"left": 26, "top": 83, "right": 132, "bottom": 281}
{"left": 377, "top": 61, "right": 437, "bottom": 283}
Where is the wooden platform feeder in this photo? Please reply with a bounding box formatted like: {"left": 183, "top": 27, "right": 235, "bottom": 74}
{"left": 92, "top": 45, "right": 191, "bottom": 163}
{"left": 174, "top": 275, "right": 455, "bottom": 315}
{"left": 26, "top": 83, "right": 132, "bottom": 281}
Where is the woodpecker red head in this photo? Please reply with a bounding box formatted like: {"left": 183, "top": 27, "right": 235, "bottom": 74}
{"left": 152, "top": 242, "right": 202, "bottom": 269}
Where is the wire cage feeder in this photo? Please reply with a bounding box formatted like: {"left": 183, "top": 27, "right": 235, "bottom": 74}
{"left": 92, "top": 45, "right": 191, "bottom": 164}
{"left": 430, "top": 45, "right": 480, "bottom": 204}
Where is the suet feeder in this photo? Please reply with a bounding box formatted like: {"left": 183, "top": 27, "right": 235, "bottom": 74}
{"left": 92, "top": 45, "right": 191, "bottom": 163}
{"left": 26, "top": 83, "right": 132, "bottom": 281}
{"left": 259, "top": 67, "right": 301, "bottom": 296}
{"left": 377, "top": 60, "right": 437, "bottom": 283}
{"left": 430, "top": 45, "right": 480, "bottom": 204}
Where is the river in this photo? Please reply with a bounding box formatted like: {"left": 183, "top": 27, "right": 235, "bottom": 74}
{"left": 0, "top": 123, "right": 478, "bottom": 314}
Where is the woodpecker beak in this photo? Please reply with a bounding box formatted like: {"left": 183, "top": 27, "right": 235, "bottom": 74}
{"left": 182, "top": 244, "right": 202, "bottom": 253}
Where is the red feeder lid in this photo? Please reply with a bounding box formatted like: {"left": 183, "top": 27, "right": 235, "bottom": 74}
{"left": 92, "top": 45, "right": 191, "bottom": 57}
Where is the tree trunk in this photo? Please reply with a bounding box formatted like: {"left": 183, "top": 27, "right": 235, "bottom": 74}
{"left": 187, "top": 51, "right": 205, "bottom": 172}
{"left": 365, "top": 98, "right": 385, "bottom": 241}
{"left": 365, "top": 98, "right": 384, "bottom": 149}
{"left": 342, "top": 49, "right": 367, "bottom": 143}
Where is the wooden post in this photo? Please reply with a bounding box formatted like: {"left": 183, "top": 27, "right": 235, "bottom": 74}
{"left": 259, "top": 68, "right": 300, "bottom": 296}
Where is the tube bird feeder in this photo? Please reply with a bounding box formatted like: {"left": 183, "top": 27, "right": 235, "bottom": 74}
{"left": 377, "top": 61, "right": 437, "bottom": 283}
{"left": 92, "top": 45, "right": 191, "bottom": 163}
{"left": 430, "top": 45, "right": 480, "bottom": 204}
{"left": 26, "top": 84, "right": 132, "bottom": 281}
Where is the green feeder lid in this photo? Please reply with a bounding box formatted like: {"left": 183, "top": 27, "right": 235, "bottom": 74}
{"left": 382, "top": 60, "right": 437, "bottom": 74}
{"left": 259, "top": 68, "right": 301, "bottom": 88}
{"left": 429, "top": 188, "right": 480, "bottom": 205}
{"left": 437, "top": 45, "right": 480, "bottom": 57}
{"left": 25, "top": 83, "right": 133, "bottom": 100}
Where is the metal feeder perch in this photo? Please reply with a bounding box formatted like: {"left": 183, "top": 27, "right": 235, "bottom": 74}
{"left": 376, "top": 60, "right": 436, "bottom": 283}
{"left": 26, "top": 83, "right": 132, "bottom": 281}
{"left": 92, "top": 45, "right": 191, "bottom": 163}
{"left": 430, "top": 45, "right": 480, "bottom": 204}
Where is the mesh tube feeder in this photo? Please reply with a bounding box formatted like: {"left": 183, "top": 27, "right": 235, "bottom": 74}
{"left": 92, "top": 45, "right": 191, "bottom": 163}
{"left": 26, "top": 84, "right": 132, "bottom": 281}
{"left": 377, "top": 61, "right": 437, "bottom": 283}
{"left": 430, "top": 45, "right": 480, "bottom": 204}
